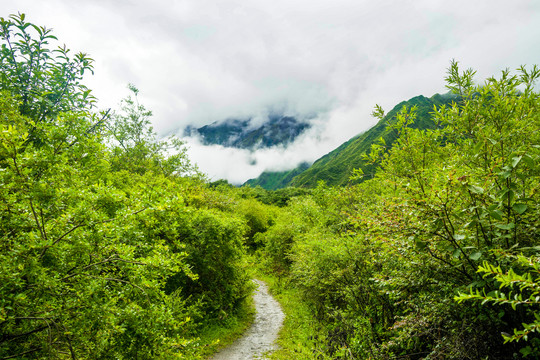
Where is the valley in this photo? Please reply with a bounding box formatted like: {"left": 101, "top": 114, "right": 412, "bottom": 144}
{"left": 2, "top": 11, "right": 540, "bottom": 360}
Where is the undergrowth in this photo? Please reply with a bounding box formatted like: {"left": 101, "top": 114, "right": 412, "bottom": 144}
{"left": 195, "top": 287, "right": 257, "bottom": 359}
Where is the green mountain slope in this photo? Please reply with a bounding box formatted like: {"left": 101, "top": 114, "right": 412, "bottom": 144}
{"left": 244, "top": 162, "right": 310, "bottom": 190}
{"left": 245, "top": 93, "right": 456, "bottom": 189}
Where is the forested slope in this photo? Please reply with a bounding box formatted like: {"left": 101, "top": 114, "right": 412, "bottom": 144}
{"left": 244, "top": 162, "right": 310, "bottom": 190}
{"left": 290, "top": 93, "right": 456, "bottom": 187}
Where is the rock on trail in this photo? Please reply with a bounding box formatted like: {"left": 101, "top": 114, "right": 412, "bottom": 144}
{"left": 211, "top": 279, "right": 285, "bottom": 360}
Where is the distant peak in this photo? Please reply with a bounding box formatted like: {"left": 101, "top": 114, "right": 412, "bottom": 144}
{"left": 184, "top": 114, "right": 312, "bottom": 150}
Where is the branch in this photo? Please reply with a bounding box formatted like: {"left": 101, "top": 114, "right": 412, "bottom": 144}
{"left": 84, "top": 109, "right": 111, "bottom": 135}
{"left": 1, "top": 325, "right": 47, "bottom": 343}
{"left": 61, "top": 256, "right": 146, "bottom": 282}
{"left": 425, "top": 244, "right": 473, "bottom": 281}
{"left": 0, "top": 347, "right": 41, "bottom": 360}
{"left": 39, "top": 220, "right": 85, "bottom": 259}
{"left": 28, "top": 198, "right": 47, "bottom": 241}
{"left": 39, "top": 207, "right": 147, "bottom": 259}
{"left": 83, "top": 275, "right": 150, "bottom": 301}
{"left": 54, "top": 108, "right": 112, "bottom": 155}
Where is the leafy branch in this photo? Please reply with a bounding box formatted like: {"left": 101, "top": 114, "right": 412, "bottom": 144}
{"left": 456, "top": 255, "right": 540, "bottom": 343}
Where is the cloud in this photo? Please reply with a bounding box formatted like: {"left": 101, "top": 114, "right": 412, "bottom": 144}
{"left": 184, "top": 122, "right": 333, "bottom": 185}
{"left": 4, "top": 0, "right": 540, "bottom": 183}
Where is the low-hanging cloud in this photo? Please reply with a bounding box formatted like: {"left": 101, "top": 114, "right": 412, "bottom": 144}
{"left": 184, "top": 119, "right": 336, "bottom": 185}
{"left": 4, "top": 0, "right": 540, "bottom": 183}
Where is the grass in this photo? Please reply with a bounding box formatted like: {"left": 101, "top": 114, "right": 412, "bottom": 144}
{"left": 194, "top": 291, "right": 257, "bottom": 359}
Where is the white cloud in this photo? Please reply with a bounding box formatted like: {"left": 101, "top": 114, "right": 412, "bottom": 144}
{"left": 184, "top": 123, "right": 334, "bottom": 185}
{"left": 4, "top": 0, "right": 540, "bottom": 183}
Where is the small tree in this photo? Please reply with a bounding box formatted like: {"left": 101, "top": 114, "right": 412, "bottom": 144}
{"left": 106, "top": 84, "right": 198, "bottom": 177}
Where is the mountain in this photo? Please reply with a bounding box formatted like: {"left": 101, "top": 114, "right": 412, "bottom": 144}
{"left": 243, "top": 162, "right": 310, "bottom": 190}
{"left": 185, "top": 115, "right": 311, "bottom": 150}
{"left": 245, "top": 93, "right": 457, "bottom": 189}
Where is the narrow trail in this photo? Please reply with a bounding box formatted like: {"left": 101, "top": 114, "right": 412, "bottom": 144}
{"left": 211, "top": 279, "right": 285, "bottom": 360}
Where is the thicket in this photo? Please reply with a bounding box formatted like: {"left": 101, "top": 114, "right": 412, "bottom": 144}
{"left": 257, "top": 62, "right": 540, "bottom": 359}
{"left": 0, "top": 13, "right": 265, "bottom": 359}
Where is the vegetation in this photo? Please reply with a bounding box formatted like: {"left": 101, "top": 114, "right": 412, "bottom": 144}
{"left": 255, "top": 61, "right": 540, "bottom": 359}
{"left": 2, "top": 11, "right": 540, "bottom": 360}
{"left": 244, "top": 162, "right": 310, "bottom": 190}
{"left": 0, "top": 13, "right": 259, "bottom": 359}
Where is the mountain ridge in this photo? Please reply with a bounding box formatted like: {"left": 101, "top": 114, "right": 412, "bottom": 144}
{"left": 245, "top": 92, "right": 457, "bottom": 189}
{"left": 185, "top": 115, "right": 311, "bottom": 150}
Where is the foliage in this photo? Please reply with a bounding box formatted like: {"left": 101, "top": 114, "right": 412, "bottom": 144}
{"left": 239, "top": 185, "right": 312, "bottom": 207}
{"left": 369, "top": 61, "right": 539, "bottom": 358}
{"left": 0, "top": 14, "right": 254, "bottom": 359}
{"left": 232, "top": 198, "right": 276, "bottom": 249}
{"left": 107, "top": 84, "right": 197, "bottom": 177}
{"left": 257, "top": 61, "right": 540, "bottom": 359}
{"left": 1, "top": 91, "right": 190, "bottom": 358}
{"left": 0, "top": 13, "right": 95, "bottom": 123}
{"left": 456, "top": 253, "right": 540, "bottom": 356}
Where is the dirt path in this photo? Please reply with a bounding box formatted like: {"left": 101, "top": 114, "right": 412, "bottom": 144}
{"left": 211, "top": 279, "right": 285, "bottom": 360}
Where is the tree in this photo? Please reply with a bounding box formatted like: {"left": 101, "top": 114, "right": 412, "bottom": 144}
{"left": 0, "top": 13, "right": 95, "bottom": 122}
{"left": 256, "top": 61, "right": 540, "bottom": 359}
{"left": 107, "top": 84, "right": 198, "bottom": 177}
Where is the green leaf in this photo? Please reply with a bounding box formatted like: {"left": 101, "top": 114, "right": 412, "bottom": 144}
{"left": 468, "top": 185, "right": 484, "bottom": 194}
{"left": 499, "top": 189, "right": 515, "bottom": 203}
{"left": 512, "top": 203, "right": 528, "bottom": 214}
{"left": 30, "top": 24, "right": 43, "bottom": 36}
{"left": 511, "top": 156, "right": 522, "bottom": 168}
{"left": 464, "top": 220, "right": 478, "bottom": 229}
{"left": 520, "top": 346, "right": 533, "bottom": 357}
{"left": 489, "top": 210, "right": 503, "bottom": 221}
{"left": 415, "top": 239, "right": 427, "bottom": 250}
{"left": 469, "top": 251, "right": 483, "bottom": 261}
{"left": 501, "top": 171, "right": 512, "bottom": 179}
{"left": 473, "top": 141, "right": 483, "bottom": 153}
{"left": 495, "top": 223, "right": 515, "bottom": 230}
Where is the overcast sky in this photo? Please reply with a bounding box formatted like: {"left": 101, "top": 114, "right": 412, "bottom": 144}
{"left": 4, "top": 1, "right": 540, "bottom": 183}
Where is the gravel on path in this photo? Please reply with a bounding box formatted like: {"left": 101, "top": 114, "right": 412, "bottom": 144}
{"left": 211, "top": 279, "right": 285, "bottom": 360}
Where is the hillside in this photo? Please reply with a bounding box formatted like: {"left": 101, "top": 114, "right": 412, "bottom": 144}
{"left": 244, "top": 162, "right": 310, "bottom": 190}
{"left": 245, "top": 93, "right": 457, "bottom": 189}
